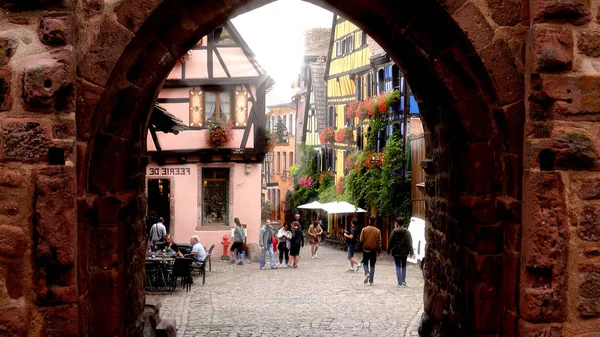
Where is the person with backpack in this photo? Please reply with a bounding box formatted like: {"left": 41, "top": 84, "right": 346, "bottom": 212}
{"left": 148, "top": 217, "right": 167, "bottom": 248}
{"left": 387, "top": 217, "right": 414, "bottom": 287}
{"left": 289, "top": 221, "right": 304, "bottom": 269}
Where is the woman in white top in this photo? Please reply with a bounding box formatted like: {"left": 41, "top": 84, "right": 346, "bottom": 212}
{"left": 277, "top": 223, "right": 293, "bottom": 268}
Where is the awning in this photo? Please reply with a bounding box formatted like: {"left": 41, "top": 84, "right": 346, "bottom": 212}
{"left": 150, "top": 104, "right": 188, "bottom": 135}
{"left": 320, "top": 201, "right": 367, "bottom": 214}
{"left": 297, "top": 200, "right": 323, "bottom": 209}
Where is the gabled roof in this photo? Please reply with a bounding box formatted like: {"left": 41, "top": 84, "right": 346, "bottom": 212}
{"left": 302, "top": 28, "right": 331, "bottom": 57}
{"left": 368, "top": 36, "right": 385, "bottom": 58}
{"left": 164, "top": 21, "right": 274, "bottom": 90}
{"left": 309, "top": 61, "right": 327, "bottom": 132}
{"left": 224, "top": 21, "right": 267, "bottom": 77}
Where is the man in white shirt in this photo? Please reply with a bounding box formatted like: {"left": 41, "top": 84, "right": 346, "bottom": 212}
{"left": 149, "top": 217, "right": 167, "bottom": 245}
{"left": 190, "top": 235, "right": 207, "bottom": 269}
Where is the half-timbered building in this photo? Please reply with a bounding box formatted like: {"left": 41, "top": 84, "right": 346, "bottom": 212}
{"left": 145, "top": 21, "right": 273, "bottom": 255}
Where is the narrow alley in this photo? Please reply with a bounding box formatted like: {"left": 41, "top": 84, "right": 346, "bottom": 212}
{"left": 149, "top": 245, "right": 424, "bottom": 337}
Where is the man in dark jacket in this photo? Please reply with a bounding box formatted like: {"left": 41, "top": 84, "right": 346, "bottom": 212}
{"left": 387, "top": 217, "right": 414, "bottom": 287}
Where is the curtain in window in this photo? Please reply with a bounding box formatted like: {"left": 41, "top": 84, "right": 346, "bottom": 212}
{"left": 219, "top": 92, "right": 231, "bottom": 121}
{"left": 205, "top": 92, "right": 217, "bottom": 122}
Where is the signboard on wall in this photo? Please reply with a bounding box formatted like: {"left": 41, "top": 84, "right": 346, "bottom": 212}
{"left": 148, "top": 167, "right": 192, "bottom": 176}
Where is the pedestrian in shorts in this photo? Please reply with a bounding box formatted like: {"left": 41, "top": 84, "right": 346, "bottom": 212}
{"left": 308, "top": 219, "right": 323, "bottom": 258}
{"left": 343, "top": 218, "right": 360, "bottom": 272}
{"left": 230, "top": 217, "right": 245, "bottom": 265}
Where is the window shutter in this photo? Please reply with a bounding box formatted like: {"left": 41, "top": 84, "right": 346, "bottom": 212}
{"left": 189, "top": 89, "right": 204, "bottom": 127}
{"left": 331, "top": 149, "right": 335, "bottom": 172}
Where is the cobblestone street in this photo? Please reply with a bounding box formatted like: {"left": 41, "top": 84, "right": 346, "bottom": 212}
{"left": 149, "top": 245, "right": 424, "bottom": 337}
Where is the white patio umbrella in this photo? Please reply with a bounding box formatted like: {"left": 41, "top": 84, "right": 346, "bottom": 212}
{"left": 297, "top": 200, "right": 324, "bottom": 209}
{"left": 320, "top": 201, "right": 367, "bottom": 214}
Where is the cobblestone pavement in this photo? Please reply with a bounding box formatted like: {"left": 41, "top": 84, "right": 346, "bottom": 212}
{"left": 148, "top": 245, "right": 424, "bottom": 337}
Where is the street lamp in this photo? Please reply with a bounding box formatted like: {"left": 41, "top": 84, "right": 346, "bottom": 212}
{"left": 265, "top": 153, "right": 274, "bottom": 162}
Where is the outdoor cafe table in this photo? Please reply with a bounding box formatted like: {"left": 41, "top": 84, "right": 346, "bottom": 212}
{"left": 145, "top": 252, "right": 176, "bottom": 291}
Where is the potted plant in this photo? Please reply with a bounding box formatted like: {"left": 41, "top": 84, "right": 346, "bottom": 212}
{"left": 205, "top": 119, "right": 234, "bottom": 149}
{"left": 319, "top": 127, "right": 336, "bottom": 144}
{"left": 335, "top": 128, "right": 354, "bottom": 143}
{"left": 177, "top": 50, "right": 192, "bottom": 65}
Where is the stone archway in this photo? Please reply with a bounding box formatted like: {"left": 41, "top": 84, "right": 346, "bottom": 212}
{"left": 0, "top": 0, "right": 598, "bottom": 336}
{"left": 79, "top": 1, "right": 522, "bottom": 335}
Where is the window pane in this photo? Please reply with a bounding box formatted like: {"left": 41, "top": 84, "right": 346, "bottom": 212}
{"left": 219, "top": 92, "right": 231, "bottom": 122}
{"left": 205, "top": 92, "right": 217, "bottom": 122}
{"left": 202, "top": 168, "right": 229, "bottom": 225}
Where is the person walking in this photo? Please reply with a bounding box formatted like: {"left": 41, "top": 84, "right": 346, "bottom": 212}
{"left": 359, "top": 216, "right": 382, "bottom": 286}
{"left": 387, "top": 217, "right": 414, "bottom": 287}
{"left": 259, "top": 219, "right": 276, "bottom": 270}
{"left": 289, "top": 221, "right": 304, "bottom": 269}
{"left": 308, "top": 220, "right": 323, "bottom": 258}
{"left": 230, "top": 217, "right": 245, "bottom": 265}
{"left": 277, "top": 223, "right": 292, "bottom": 268}
{"left": 343, "top": 218, "right": 360, "bottom": 272}
{"left": 148, "top": 217, "right": 167, "bottom": 248}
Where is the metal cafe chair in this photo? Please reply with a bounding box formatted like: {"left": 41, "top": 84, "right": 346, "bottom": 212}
{"left": 168, "top": 258, "right": 193, "bottom": 292}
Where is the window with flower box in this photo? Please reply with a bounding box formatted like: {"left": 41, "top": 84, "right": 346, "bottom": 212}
{"left": 189, "top": 89, "right": 234, "bottom": 127}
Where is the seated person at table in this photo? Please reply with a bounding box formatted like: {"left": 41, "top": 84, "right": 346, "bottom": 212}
{"left": 164, "top": 235, "right": 184, "bottom": 257}
{"left": 188, "top": 235, "right": 207, "bottom": 268}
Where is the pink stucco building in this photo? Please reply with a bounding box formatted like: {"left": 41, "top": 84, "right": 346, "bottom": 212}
{"left": 145, "top": 22, "right": 273, "bottom": 257}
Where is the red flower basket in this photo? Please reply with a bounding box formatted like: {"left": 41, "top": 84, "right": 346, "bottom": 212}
{"left": 319, "top": 127, "right": 336, "bottom": 144}
{"left": 335, "top": 128, "right": 354, "bottom": 143}
{"left": 364, "top": 150, "right": 384, "bottom": 169}
{"left": 205, "top": 120, "right": 234, "bottom": 149}
{"left": 346, "top": 102, "right": 358, "bottom": 120}
{"left": 298, "top": 175, "right": 314, "bottom": 189}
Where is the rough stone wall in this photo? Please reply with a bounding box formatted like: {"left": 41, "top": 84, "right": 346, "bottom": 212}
{"left": 522, "top": 0, "right": 600, "bottom": 336}
{"left": 410, "top": 1, "right": 526, "bottom": 336}
{"left": 0, "top": 0, "right": 79, "bottom": 336}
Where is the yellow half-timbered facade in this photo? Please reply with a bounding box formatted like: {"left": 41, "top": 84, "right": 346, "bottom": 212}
{"left": 323, "top": 15, "right": 423, "bottom": 191}
{"left": 323, "top": 15, "right": 372, "bottom": 183}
